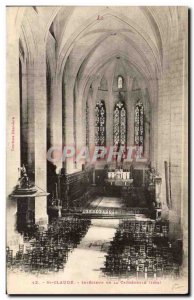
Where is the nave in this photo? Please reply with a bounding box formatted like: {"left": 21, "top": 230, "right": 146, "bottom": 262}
{"left": 7, "top": 213, "right": 182, "bottom": 280}
{"left": 6, "top": 7, "right": 188, "bottom": 293}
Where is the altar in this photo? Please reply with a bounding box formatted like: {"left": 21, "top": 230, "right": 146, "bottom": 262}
{"left": 105, "top": 178, "right": 133, "bottom": 187}
{"left": 105, "top": 168, "right": 133, "bottom": 187}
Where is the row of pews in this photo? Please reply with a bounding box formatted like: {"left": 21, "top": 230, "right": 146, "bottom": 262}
{"left": 101, "top": 220, "right": 182, "bottom": 279}
{"left": 6, "top": 217, "right": 91, "bottom": 273}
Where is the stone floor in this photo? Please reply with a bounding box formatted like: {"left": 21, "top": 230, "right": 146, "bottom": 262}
{"left": 64, "top": 219, "right": 119, "bottom": 279}
{"left": 84, "top": 196, "right": 149, "bottom": 218}
{"left": 87, "top": 197, "right": 125, "bottom": 209}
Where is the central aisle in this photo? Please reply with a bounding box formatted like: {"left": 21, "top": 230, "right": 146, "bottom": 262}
{"left": 63, "top": 219, "right": 119, "bottom": 280}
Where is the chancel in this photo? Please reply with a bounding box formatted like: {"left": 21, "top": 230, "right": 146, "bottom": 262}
{"left": 6, "top": 6, "right": 188, "bottom": 292}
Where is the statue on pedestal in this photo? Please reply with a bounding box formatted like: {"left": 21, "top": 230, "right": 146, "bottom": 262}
{"left": 17, "top": 165, "right": 30, "bottom": 189}
{"left": 13, "top": 165, "right": 37, "bottom": 196}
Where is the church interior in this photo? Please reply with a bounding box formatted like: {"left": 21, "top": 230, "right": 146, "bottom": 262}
{"left": 6, "top": 6, "right": 188, "bottom": 282}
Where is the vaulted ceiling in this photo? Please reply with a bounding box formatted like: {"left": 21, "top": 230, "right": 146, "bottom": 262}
{"left": 17, "top": 6, "right": 180, "bottom": 103}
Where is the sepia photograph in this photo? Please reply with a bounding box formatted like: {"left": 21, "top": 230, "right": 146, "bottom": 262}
{"left": 6, "top": 5, "right": 188, "bottom": 295}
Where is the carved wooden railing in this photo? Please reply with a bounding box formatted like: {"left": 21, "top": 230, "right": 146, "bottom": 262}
{"left": 59, "top": 169, "right": 94, "bottom": 211}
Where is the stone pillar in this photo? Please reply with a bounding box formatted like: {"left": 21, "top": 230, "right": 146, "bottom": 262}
{"left": 142, "top": 90, "right": 150, "bottom": 161}
{"left": 26, "top": 61, "right": 35, "bottom": 172}
{"left": 34, "top": 43, "right": 48, "bottom": 225}
{"left": 75, "top": 82, "right": 85, "bottom": 171}
{"left": 125, "top": 78, "right": 134, "bottom": 166}
{"left": 144, "top": 120, "right": 150, "bottom": 161}
{"left": 64, "top": 75, "right": 75, "bottom": 173}
{"left": 150, "top": 101, "right": 157, "bottom": 166}
{"left": 88, "top": 91, "right": 95, "bottom": 159}
{"left": 49, "top": 76, "right": 63, "bottom": 172}
{"left": 20, "top": 59, "right": 28, "bottom": 166}
{"left": 107, "top": 89, "right": 113, "bottom": 149}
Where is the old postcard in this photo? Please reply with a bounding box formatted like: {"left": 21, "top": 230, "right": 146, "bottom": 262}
{"left": 6, "top": 6, "right": 189, "bottom": 294}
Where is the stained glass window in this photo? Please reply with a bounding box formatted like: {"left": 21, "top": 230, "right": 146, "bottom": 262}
{"left": 134, "top": 101, "right": 144, "bottom": 149}
{"left": 95, "top": 100, "right": 106, "bottom": 146}
{"left": 113, "top": 101, "right": 127, "bottom": 146}
{"left": 118, "top": 76, "right": 123, "bottom": 89}
{"left": 86, "top": 101, "right": 89, "bottom": 146}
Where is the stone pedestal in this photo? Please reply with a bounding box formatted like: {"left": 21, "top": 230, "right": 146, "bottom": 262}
{"left": 35, "top": 197, "right": 48, "bottom": 227}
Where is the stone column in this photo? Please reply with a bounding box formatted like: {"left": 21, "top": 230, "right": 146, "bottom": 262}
{"left": 150, "top": 100, "right": 158, "bottom": 167}
{"left": 49, "top": 76, "right": 63, "bottom": 172}
{"left": 26, "top": 61, "right": 35, "bottom": 172}
{"left": 88, "top": 90, "right": 95, "bottom": 159}
{"left": 20, "top": 59, "right": 28, "bottom": 166}
{"left": 64, "top": 74, "right": 75, "bottom": 174}
{"left": 107, "top": 89, "right": 113, "bottom": 149}
{"left": 127, "top": 76, "right": 135, "bottom": 149}
{"left": 144, "top": 120, "right": 150, "bottom": 161}
{"left": 34, "top": 43, "right": 48, "bottom": 225}
{"left": 75, "top": 81, "right": 86, "bottom": 171}
{"left": 127, "top": 92, "right": 134, "bottom": 148}
{"left": 142, "top": 89, "right": 150, "bottom": 161}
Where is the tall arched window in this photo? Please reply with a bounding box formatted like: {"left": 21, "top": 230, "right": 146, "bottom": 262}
{"left": 134, "top": 101, "right": 144, "bottom": 150}
{"left": 95, "top": 100, "right": 106, "bottom": 146}
{"left": 118, "top": 76, "right": 123, "bottom": 89}
{"left": 113, "top": 101, "right": 127, "bottom": 146}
